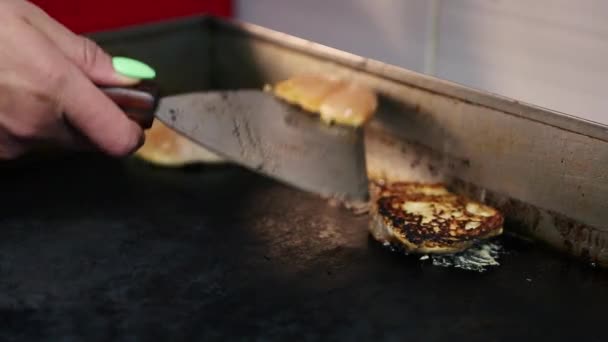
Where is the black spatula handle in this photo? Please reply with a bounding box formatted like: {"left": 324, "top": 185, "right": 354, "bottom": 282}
{"left": 100, "top": 81, "right": 160, "bottom": 129}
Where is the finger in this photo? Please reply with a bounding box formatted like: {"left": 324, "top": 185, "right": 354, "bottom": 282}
{"left": 58, "top": 66, "right": 145, "bottom": 157}
{"left": 4, "top": 4, "right": 144, "bottom": 157}
{"left": 19, "top": 1, "right": 139, "bottom": 86}
{"left": 0, "top": 131, "right": 25, "bottom": 160}
{"left": 38, "top": 116, "right": 97, "bottom": 150}
{"left": 1, "top": 79, "right": 106, "bottom": 153}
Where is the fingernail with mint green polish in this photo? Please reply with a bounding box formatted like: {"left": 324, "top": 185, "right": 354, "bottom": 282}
{"left": 112, "top": 56, "right": 156, "bottom": 80}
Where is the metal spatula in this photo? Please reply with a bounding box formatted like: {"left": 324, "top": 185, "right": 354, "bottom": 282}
{"left": 103, "top": 82, "right": 369, "bottom": 201}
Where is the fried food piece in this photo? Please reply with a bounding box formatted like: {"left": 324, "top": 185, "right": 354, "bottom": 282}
{"left": 272, "top": 74, "right": 342, "bottom": 113}
{"left": 135, "top": 119, "right": 224, "bottom": 166}
{"left": 369, "top": 182, "right": 503, "bottom": 254}
{"left": 270, "top": 74, "right": 377, "bottom": 126}
{"left": 319, "top": 82, "right": 378, "bottom": 126}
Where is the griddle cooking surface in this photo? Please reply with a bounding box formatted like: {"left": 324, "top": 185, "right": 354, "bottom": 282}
{"left": 0, "top": 154, "right": 606, "bottom": 341}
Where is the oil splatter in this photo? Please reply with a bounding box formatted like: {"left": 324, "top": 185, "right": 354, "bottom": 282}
{"left": 430, "top": 241, "right": 503, "bottom": 272}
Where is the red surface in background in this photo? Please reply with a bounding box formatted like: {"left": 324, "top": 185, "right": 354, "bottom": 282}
{"left": 29, "top": 0, "right": 233, "bottom": 33}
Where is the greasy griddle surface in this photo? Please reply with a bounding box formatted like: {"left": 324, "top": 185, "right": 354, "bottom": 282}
{"left": 0, "top": 154, "right": 606, "bottom": 341}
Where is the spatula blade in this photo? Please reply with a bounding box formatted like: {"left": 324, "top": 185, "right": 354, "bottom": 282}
{"left": 155, "top": 90, "right": 369, "bottom": 201}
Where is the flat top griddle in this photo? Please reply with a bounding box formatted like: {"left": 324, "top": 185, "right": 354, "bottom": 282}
{"left": 0, "top": 154, "right": 606, "bottom": 341}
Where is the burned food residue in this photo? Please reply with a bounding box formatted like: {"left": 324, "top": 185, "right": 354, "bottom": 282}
{"left": 384, "top": 239, "right": 504, "bottom": 272}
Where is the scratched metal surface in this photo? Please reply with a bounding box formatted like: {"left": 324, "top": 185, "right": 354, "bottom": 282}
{"left": 154, "top": 91, "right": 369, "bottom": 201}
{"left": 0, "top": 154, "right": 607, "bottom": 341}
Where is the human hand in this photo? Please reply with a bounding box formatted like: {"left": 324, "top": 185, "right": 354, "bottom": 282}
{"left": 0, "top": 0, "right": 145, "bottom": 159}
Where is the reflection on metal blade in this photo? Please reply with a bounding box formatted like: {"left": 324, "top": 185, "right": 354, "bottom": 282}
{"left": 155, "top": 90, "right": 369, "bottom": 201}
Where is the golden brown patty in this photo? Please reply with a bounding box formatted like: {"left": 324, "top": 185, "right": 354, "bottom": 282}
{"left": 135, "top": 119, "right": 224, "bottom": 166}
{"left": 369, "top": 182, "right": 503, "bottom": 254}
{"left": 268, "top": 74, "right": 377, "bottom": 127}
